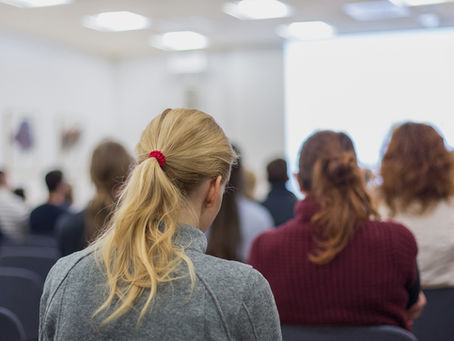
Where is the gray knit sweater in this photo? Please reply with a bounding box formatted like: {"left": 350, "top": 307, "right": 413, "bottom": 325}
{"left": 39, "top": 224, "right": 282, "bottom": 340}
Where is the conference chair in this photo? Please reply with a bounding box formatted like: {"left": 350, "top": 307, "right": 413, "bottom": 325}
{"left": 0, "top": 246, "right": 58, "bottom": 282}
{"left": 0, "top": 266, "right": 42, "bottom": 341}
{"left": 0, "top": 306, "right": 26, "bottom": 341}
{"left": 281, "top": 325, "right": 417, "bottom": 341}
{"left": 412, "top": 287, "right": 454, "bottom": 341}
{"left": 20, "top": 234, "right": 58, "bottom": 248}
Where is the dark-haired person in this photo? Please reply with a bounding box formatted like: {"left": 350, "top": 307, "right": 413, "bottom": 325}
{"left": 30, "top": 170, "right": 70, "bottom": 235}
{"left": 379, "top": 122, "right": 454, "bottom": 288}
{"left": 262, "top": 158, "right": 297, "bottom": 226}
{"left": 0, "top": 169, "right": 29, "bottom": 241}
{"left": 207, "top": 146, "right": 273, "bottom": 262}
{"left": 56, "top": 141, "right": 134, "bottom": 256}
{"left": 249, "top": 130, "right": 425, "bottom": 331}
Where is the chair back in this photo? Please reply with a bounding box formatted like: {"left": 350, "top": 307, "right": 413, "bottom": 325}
{"left": 281, "top": 325, "right": 417, "bottom": 341}
{"left": 20, "top": 234, "right": 58, "bottom": 248}
{"left": 412, "top": 287, "right": 454, "bottom": 341}
{"left": 0, "top": 306, "right": 26, "bottom": 341}
{"left": 0, "top": 266, "right": 43, "bottom": 341}
{"left": 0, "top": 247, "right": 58, "bottom": 282}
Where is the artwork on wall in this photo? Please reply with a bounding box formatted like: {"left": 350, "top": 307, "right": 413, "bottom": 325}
{"left": 2, "top": 109, "right": 37, "bottom": 168}
{"left": 57, "top": 113, "right": 84, "bottom": 155}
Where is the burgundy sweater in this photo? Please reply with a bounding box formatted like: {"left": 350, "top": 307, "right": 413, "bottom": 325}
{"left": 248, "top": 198, "right": 418, "bottom": 330}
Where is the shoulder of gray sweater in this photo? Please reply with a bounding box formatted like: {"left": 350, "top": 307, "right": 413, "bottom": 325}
{"left": 45, "top": 246, "right": 96, "bottom": 292}
{"left": 190, "top": 251, "right": 261, "bottom": 299}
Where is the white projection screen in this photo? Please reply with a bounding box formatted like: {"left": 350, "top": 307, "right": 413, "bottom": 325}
{"left": 285, "top": 28, "right": 454, "bottom": 195}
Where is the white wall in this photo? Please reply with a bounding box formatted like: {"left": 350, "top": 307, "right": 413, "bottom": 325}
{"left": 0, "top": 29, "right": 118, "bottom": 207}
{"left": 0, "top": 30, "right": 286, "bottom": 206}
{"left": 116, "top": 49, "right": 285, "bottom": 199}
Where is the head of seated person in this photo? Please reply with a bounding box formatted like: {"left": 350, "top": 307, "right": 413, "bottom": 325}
{"left": 267, "top": 158, "right": 289, "bottom": 186}
{"left": 379, "top": 121, "right": 454, "bottom": 216}
{"left": 296, "top": 130, "right": 377, "bottom": 264}
{"left": 84, "top": 140, "right": 134, "bottom": 245}
{"left": 45, "top": 169, "right": 70, "bottom": 206}
{"left": 93, "top": 108, "right": 236, "bottom": 323}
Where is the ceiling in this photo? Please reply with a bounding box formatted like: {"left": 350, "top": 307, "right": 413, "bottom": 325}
{"left": 1, "top": 0, "right": 454, "bottom": 60}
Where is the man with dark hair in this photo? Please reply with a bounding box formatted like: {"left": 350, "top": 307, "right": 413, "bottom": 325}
{"left": 30, "top": 169, "right": 69, "bottom": 235}
{"left": 262, "top": 158, "right": 297, "bottom": 226}
{"left": 0, "top": 168, "right": 29, "bottom": 240}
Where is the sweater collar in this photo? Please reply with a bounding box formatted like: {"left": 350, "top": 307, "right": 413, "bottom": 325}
{"left": 295, "top": 196, "right": 320, "bottom": 223}
{"left": 173, "top": 224, "right": 207, "bottom": 253}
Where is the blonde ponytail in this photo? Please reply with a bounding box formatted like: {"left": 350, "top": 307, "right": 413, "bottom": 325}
{"left": 92, "top": 109, "right": 235, "bottom": 324}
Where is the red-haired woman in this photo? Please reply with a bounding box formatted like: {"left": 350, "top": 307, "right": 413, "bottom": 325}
{"left": 379, "top": 122, "right": 454, "bottom": 288}
{"left": 248, "top": 130, "right": 425, "bottom": 331}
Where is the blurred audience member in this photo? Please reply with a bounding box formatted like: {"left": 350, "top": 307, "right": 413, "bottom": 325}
{"left": 249, "top": 130, "right": 424, "bottom": 330}
{"left": 0, "top": 169, "right": 29, "bottom": 240}
{"left": 243, "top": 168, "right": 257, "bottom": 200}
{"left": 379, "top": 122, "right": 454, "bottom": 288}
{"left": 57, "top": 140, "right": 133, "bottom": 256}
{"left": 62, "top": 184, "right": 74, "bottom": 209}
{"left": 207, "top": 146, "right": 273, "bottom": 262}
{"left": 262, "top": 158, "right": 297, "bottom": 226}
{"left": 30, "top": 169, "right": 69, "bottom": 235}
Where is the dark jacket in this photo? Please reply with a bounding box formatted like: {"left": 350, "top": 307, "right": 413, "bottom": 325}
{"left": 262, "top": 184, "right": 297, "bottom": 226}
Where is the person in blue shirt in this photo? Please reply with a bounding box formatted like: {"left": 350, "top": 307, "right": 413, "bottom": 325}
{"left": 30, "top": 169, "right": 69, "bottom": 235}
{"left": 262, "top": 158, "right": 297, "bottom": 226}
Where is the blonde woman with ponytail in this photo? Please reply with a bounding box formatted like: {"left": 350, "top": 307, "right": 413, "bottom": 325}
{"left": 249, "top": 130, "right": 424, "bottom": 333}
{"left": 40, "top": 109, "right": 281, "bottom": 341}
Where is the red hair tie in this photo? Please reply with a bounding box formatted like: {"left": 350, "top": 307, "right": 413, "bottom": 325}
{"left": 148, "top": 150, "right": 166, "bottom": 169}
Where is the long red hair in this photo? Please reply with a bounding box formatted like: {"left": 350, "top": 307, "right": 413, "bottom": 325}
{"left": 299, "top": 131, "right": 378, "bottom": 264}
{"left": 380, "top": 122, "right": 454, "bottom": 216}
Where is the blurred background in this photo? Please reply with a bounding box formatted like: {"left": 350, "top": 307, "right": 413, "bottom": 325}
{"left": 1, "top": 0, "right": 453, "bottom": 207}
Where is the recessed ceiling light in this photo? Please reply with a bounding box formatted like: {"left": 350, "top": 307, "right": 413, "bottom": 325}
{"left": 150, "top": 31, "right": 209, "bottom": 51}
{"left": 418, "top": 13, "right": 440, "bottom": 27}
{"left": 344, "top": 1, "right": 410, "bottom": 21}
{"left": 0, "top": 0, "right": 71, "bottom": 7}
{"left": 82, "top": 11, "right": 151, "bottom": 32}
{"left": 277, "top": 21, "right": 336, "bottom": 41}
{"left": 389, "top": 0, "right": 454, "bottom": 6}
{"left": 223, "top": 0, "right": 291, "bottom": 20}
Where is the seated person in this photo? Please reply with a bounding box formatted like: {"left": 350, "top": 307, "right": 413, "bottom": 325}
{"left": 207, "top": 146, "right": 273, "bottom": 262}
{"left": 378, "top": 122, "right": 454, "bottom": 288}
{"left": 57, "top": 140, "right": 133, "bottom": 256}
{"left": 249, "top": 130, "right": 425, "bottom": 331}
{"left": 262, "top": 158, "right": 297, "bottom": 226}
{"left": 40, "top": 108, "right": 281, "bottom": 340}
{"left": 0, "top": 169, "right": 29, "bottom": 241}
{"left": 30, "top": 170, "right": 69, "bottom": 235}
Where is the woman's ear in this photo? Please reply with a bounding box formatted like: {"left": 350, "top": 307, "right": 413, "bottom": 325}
{"left": 294, "top": 173, "right": 306, "bottom": 193}
{"left": 205, "top": 176, "right": 222, "bottom": 208}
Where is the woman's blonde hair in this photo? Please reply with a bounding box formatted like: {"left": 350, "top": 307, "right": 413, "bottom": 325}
{"left": 92, "top": 108, "right": 235, "bottom": 324}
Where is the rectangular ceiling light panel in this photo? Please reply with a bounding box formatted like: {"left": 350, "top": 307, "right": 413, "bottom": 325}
{"left": 82, "top": 11, "right": 151, "bottom": 32}
{"left": 277, "top": 21, "right": 336, "bottom": 40}
{"left": 0, "top": 0, "right": 71, "bottom": 7}
{"left": 150, "top": 31, "right": 209, "bottom": 51}
{"left": 344, "top": 1, "right": 410, "bottom": 21}
{"left": 223, "top": 0, "right": 291, "bottom": 20}
{"left": 390, "top": 0, "right": 454, "bottom": 6}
